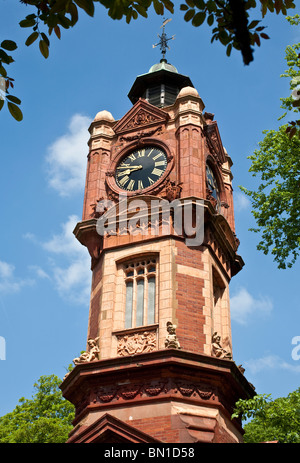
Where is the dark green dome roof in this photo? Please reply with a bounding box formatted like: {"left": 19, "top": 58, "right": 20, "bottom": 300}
{"left": 128, "top": 60, "right": 193, "bottom": 108}
{"left": 148, "top": 59, "right": 178, "bottom": 74}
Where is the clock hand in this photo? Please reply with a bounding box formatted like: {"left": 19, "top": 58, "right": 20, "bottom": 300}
{"left": 117, "top": 166, "right": 143, "bottom": 177}
{"left": 117, "top": 163, "right": 130, "bottom": 168}
{"left": 128, "top": 165, "right": 143, "bottom": 172}
{"left": 117, "top": 165, "right": 143, "bottom": 170}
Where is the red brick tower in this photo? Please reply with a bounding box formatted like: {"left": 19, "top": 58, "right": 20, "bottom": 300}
{"left": 60, "top": 42, "right": 255, "bottom": 443}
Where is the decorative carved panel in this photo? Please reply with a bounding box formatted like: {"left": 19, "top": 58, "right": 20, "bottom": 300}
{"left": 113, "top": 99, "right": 169, "bottom": 135}
{"left": 116, "top": 330, "right": 157, "bottom": 356}
{"left": 90, "top": 378, "right": 215, "bottom": 406}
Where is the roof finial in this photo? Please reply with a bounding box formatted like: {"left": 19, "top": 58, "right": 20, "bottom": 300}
{"left": 152, "top": 18, "right": 175, "bottom": 61}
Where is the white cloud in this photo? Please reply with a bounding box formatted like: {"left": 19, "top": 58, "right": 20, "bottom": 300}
{"left": 45, "top": 113, "right": 91, "bottom": 197}
{"left": 230, "top": 287, "right": 273, "bottom": 325}
{"left": 23, "top": 221, "right": 91, "bottom": 306}
{"left": 28, "top": 265, "right": 51, "bottom": 280}
{"left": 42, "top": 214, "right": 82, "bottom": 256}
{"left": 0, "top": 261, "right": 14, "bottom": 280}
{"left": 244, "top": 354, "right": 300, "bottom": 375}
{"left": 233, "top": 191, "right": 251, "bottom": 212}
{"left": 40, "top": 215, "right": 91, "bottom": 305}
{"left": 0, "top": 260, "right": 34, "bottom": 294}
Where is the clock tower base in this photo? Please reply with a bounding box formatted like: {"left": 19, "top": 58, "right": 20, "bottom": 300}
{"left": 61, "top": 349, "right": 253, "bottom": 443}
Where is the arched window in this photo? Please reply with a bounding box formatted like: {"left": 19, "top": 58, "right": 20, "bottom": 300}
{"left": 124, "top": 258, "right": 157, "bottom": 329}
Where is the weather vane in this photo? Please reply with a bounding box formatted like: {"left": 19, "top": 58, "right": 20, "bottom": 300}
{"left": 153, "top": 18, "right": 175, "bottom": 60}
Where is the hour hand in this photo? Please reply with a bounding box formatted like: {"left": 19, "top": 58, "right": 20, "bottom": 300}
{"left": 128, "top": 165, "right": 143, "bottom": 172}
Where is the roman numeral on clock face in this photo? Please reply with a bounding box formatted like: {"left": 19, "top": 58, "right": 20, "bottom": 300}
{"left": 127, "top": 179, "right": 135, "bottom": 190}
{"left": 152, "top": 167, "right": 163, "bottom": 177}
{"left": 118, "top": 175, "right": 129, "bottom": 186}
{"left": 155, "top": 160, "right": 166, "bottom": 167}
{"left": 137, "top": 149, "right": 145, "bottom": 158}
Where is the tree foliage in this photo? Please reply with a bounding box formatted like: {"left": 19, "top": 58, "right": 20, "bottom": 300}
{"left": 241, "top": 125, "right": 300, "bottom": 269}
{"left": 0, "top": 0, "right": 296, "bottom": 121}
{"left": 232, "top": 388, "right": 300, "bottom": 443}
{"left": 240, "top": 16, "right": 300, "bottom": 269}
{"left": 0, "top": 374, "right": 74, "bottom": 443}
{"left": 279, "top": 15, "right": 300, "bottom": 139}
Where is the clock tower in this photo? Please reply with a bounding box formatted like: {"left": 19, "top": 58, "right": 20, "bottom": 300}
{"left": 60, "top": 26, "right": 255, "bottom": 444}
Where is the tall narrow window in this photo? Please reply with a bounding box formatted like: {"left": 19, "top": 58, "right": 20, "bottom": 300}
{"left": 124, "top": 259, "right": 157, "bottom": 328}
{"left": 125, "top": 281, "right": 133, "bottom": 329}
{"left": 147, "top": 276, "right": 156, "bottom": 325}
{"left": 136, "top": 279, "right": 145, "bottom": 326}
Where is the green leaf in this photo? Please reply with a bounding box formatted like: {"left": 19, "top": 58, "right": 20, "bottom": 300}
{"left": 7, "top": 102, "right": 23, "bottom": 121}
{"left": 226, "top": 43, "right": 232, "bottom": 56}
{"left": 194, "top": 0, "right": 206, "bottom": 8}
{"left": 39, "top": 40, "right": 49, "bottom": 59}
{"left": 56, "top": 13, "right": 72, "bottom": 29}
{"left": 19, "top": 18, "right": 36, "bottom": 28}
{"left": 0, "top": 65, "right": 7, "bottom": 77}
{"left": 0, "top": 99, "right": 4, "bottom": 111}
{"left": 6, "top": 94, "right": 21, "bottom": 105}
{"left": 69, "top": 3, "right": 79, "bottom": 26}
{"left": 180, "top": 3, "right": 189, "bottom": 10}
{"left": 248, "top": 20, "right": 260, "bottom": 29}
{"left": 184, "top": 8, "right": 195, "bottom": 21}
{"left": 0, "top": 40, "right": 17, "bottom": 51}
{"left": 219, "top": 30, "right": 230, "bottom": 45}
{"left": 74, "top": 0, "right": 95, "bottom": 17}
{"left": 41, "top": 33, "right": 50, "bottom": 47}
{"left": 153, "top": 0, "right": 164, "bottom": 15}
{"left": 206, "top": 0, "right": 216, "bottom": 12}
{"left": 25, "top": 32, "right": 39, "bottom": 47}
{"left": 207, "top": 14, "right": 214, "bottom": 26}
{"left": 54, "top": 26, "right": 61, "bottom": 39}
{"left": 192, "top": 11, "right": 206, "bottom": 26}
{"left": 0, "top": 49, "right": 14, "bottom": 65}
{"left": 162, "top": 0, "right": 174, "bottom": 12}
{"left": 135, "top": 4, "right": 148, "bottom": 17}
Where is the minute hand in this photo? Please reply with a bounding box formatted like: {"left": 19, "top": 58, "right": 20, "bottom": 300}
{"left": 117, "top": 165, "right": 143, "bottom": 170}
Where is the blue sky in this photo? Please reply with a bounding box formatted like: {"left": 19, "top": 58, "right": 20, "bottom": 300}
{"left": 0, "top": 2, "right": 300, "bottom": 417}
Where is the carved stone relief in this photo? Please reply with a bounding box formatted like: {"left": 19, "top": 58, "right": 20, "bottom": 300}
{"left": 91, "top": 378, "right": 215, "bottom": 408}
{"left": 165, "top": 321, "right": 181, "bottom": 349}
{"left": 119, "top": 126, "right": 163, "bottom": 142}
{"left": 73, "top": 337, "right": 100, "bottom": 365}
{"left": 124, "top": 109, "right": 162, "bottom": 130}
{"left": 117, "top": 330, "right": 156, "bottom": 356}
{"left": 211, "top": 332, "right": 232, "bottom": 360}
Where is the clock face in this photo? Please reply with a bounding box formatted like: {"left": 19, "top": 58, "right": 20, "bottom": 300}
{"left": 206, "top": 164, "right": 221, "bottom": 210}
{"left": 115, "top": 146, "right": 168, "bottom": 191}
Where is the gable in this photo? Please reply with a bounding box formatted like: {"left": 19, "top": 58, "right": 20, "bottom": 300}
{"left": 68, "top": 413, "right": 161, "bottom": 443}
{"left": 204, "top": 121, "right": 226, "bottom": 165}
{"left": 113, "top": 99, "right": 169, "bottom": 136}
